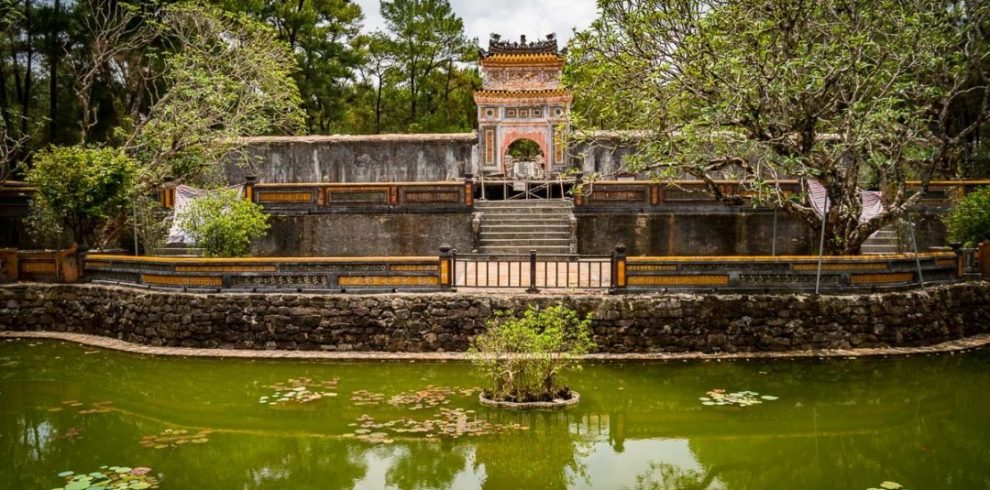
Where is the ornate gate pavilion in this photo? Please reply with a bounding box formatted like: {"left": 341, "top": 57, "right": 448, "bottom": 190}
{"left": 474, "top": 34, "right": 572, "bottom": 176}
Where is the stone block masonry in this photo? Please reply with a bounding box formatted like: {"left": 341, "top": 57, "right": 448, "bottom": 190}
{"left": 1, "top": 283, "right": 988, "bottom": 354}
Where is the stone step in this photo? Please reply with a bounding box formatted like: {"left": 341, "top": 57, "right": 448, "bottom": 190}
{"left": 152, "top": 247, "right": 205, "bottom": 257}
{"left": 861, "top": 225, "right": 902, "bottom": 255}
{"left": 480, "top": 223, "right": 571, "bottom": 230}
{"left": 862, "top": 244, "right": 900, "bottom": 255}
{"left": 475, "top": 209, "right": 574, "bottom": 216}
{"left": 864, "top": 237, "right": 899, "bottom": 245}
{"left": 476, "top": 199, "right": 576, "bottom": 255}
{"left": 475, "top": 200, "right": 573, "bottom": 207}
{"left": 478, "top": 246, "right": 574, "bottom": 255}
{"left": 481, "top": 218, "right": 571, "bottom": 227}
{"left": 480, "top": 238, "right": 573, "bottom": 246}
{"left": 480, "top": 231, "right": 572, "bottom": 240}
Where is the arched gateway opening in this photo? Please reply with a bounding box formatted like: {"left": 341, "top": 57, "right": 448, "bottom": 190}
{"left": 504, "top": 138, "right": 547, "bottom": 178}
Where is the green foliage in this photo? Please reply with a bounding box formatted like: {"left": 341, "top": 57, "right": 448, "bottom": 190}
{"left": 219, "top": 0, "right": 365, "bottom": 134}
{"left": 369, "top": 0, "right": 480, "bottom": 133}
{"left": 946, "top": 187, "right": 990, "bottom": 247}
{"left": 26, "top": 145, "right": 137, "bottom": 247}
{"left": 507, "top": 139, "right": 542, "bottom": 159}
{"left": 567, "top": 0, "right": 990, "bottom": 254}
{"left": 470, "top": 305, "right": 595, "bottom": 403}
{"left": 127, "top": 3, "right": 305, "bottom": 187}
{"left": 176, "top": 188, "right": 270, "bottom": 257}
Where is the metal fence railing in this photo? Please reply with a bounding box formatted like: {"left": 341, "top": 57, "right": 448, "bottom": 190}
{"left": 454, "top": 251, "right": 611, "bottom": 291}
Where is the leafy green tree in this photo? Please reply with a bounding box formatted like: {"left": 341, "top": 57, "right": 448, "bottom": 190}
{"left": 217, "top": 0, "right": 365, "bottom": 134}
{"left": 471, "top": 305, "right": 594, "bottom": 403}
{"left": 568, "top": 0, "right": 990, "bottom": 254}
{"left": 176, "top": 188, "right": 270, "bottom": 257}
{"left": 378, "top": 0, "right": 480, "bottom": 132}
{"left": 946, "top": 187, "right": 990, "bottom": 247}
{"left": 26, "top": 145, "right": 137, "bottom": 247}
{"left": 124, "top": 3, "right": 305, "bottom": 190}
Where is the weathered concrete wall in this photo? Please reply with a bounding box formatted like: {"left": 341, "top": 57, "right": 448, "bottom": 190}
{"left": 2, "top": 282, "right": 987, "bottom": 353}
{"left": 571, "top": 135, "right": 643, "bottom": 177}
{"left": 227, "top": 134, "right": 476, "bottom": 184}
{"left": 577, "top": 210, "right": 814, "bottom": 256}
{"left": 255, "top": 213, "right": 473, "bottom": 257}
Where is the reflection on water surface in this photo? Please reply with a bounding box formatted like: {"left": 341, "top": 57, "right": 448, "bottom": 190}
{"left": 1, "top": 340, "right": 988, "bottom": 489}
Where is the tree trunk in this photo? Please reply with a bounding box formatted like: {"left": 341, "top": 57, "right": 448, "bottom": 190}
{"left": 19, "top": 0, "right": 32, "bottom": 138}
{"left": 48, "top": 0, "right": 60, "bottom": 142}
{"left": 0, "top": 51, "right": 13, "bottom": 137}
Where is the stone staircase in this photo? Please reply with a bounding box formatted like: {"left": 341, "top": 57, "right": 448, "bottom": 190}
{"left": 861, "top": 226, "right": 901, "bottom": 255}
{"left": 474, "top": 200, "right": 575, "bottom": 255}
{"left": 151, "top": 243, "right": 206, "bottom": 257}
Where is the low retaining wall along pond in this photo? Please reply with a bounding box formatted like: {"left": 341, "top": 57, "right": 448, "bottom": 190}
{"left": 1, "top": 282, "right": 988, "bottom": 353}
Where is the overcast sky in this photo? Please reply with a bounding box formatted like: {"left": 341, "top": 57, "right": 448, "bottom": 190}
{"left": 354, "top": 0, "right": 600, "bottom": 47}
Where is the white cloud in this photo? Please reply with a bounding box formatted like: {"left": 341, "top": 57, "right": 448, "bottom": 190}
{"left": 354, "top": 0, "right": 598, "bottom": 46}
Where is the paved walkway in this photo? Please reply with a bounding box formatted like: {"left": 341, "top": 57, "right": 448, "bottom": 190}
{"left": 3, "top": 330, "right": 988, "bottom": 361}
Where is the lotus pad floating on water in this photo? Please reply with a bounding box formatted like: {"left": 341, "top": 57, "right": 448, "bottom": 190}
{"left": 867, "top": 482, "right": 908, "bottom": 490}
{"left": 345, "top": 408, "right": 528, "bottom": 443}
{"left": 260, "top": 377, "right": 339, "bottom": 405}
{"left": 140, "top": 428, "right": 212, "bottom": 449}
{"left": 51, "top": 400, "right": 115, "bottom": 415}
{"left": 699, "top": 389, "right": 779, "bottom": 407}
{"left": 51, "top": 426, "right": 83, "bottom": 441}
{"left": 387, "top": 385, "right": 481, "bottom": 410}
{"left": 51, "top": 466, "right": 159, "bottom": 489}
{"left": 350, "top": 389, "right": 387, "bottom": 406}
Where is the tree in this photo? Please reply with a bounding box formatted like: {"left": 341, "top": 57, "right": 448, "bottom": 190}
{"left": 471, "top": 305, "right": 594, "bottom": 403}
{"left": 218, "top": 0, "right": 365, "bottom": 134}
{"left": 946, "top": 186, "right": 990, "bottom": 247}
{"left": 124, "top": 3, "right": 305, "bottom": 190}
{"left": 73, "top": 0, "right": 157, "bottom": 144}
{"left": 176, "top": 188, "right": 269, "bottom": 257}
{"left": 568, "top": 0, "right": 990, "bottom": 254}
{"left": 379, "top": 0, "right": 480, "bottom": 132}
{"left": 25, "top": 145, "right": 137, "bottom": 247}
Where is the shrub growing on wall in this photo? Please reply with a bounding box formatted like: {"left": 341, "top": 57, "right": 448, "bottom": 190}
{"left": 471, "top": 305, "right": 595, "bottom": 404}
{"left": 26, "top": 145, "right": 138, "bottom": 248}
{"left": 176, "top": 188, "right": 269, "bottom": 257}
{"left": 946, "top": 187, "right": 990, "bottom": 247}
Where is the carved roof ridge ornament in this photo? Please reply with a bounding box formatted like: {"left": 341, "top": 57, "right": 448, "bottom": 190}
{"left": 481, "top": 33, "right": 565, "bottom": 58}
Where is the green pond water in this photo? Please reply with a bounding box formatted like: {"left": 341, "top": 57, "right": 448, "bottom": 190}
{"left": 1, "top": 339, "right": 989, "bottom": 490}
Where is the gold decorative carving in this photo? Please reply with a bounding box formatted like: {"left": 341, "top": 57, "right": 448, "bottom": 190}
{"left": 485, "top": 130, "right": 495, "bottom": 164}
{"left": 390, "top": 264, "right": 439, "bottom": 272}
{"left": 21, "top": 261, "right": 56, "bottom": 273}
{"left": 592, "top": 190, "right": 647, "bottom": 202}
{"left": 86, "top": 261, "right": 111, "bottom": 269}
{"left": 792, "top": 263, "right": 887, "bottom": 271}
{"left": 142, "top": 274, "right": 222, "bottom": 287}
{"left": 257, "top": 191, "right": 314, "bottom": 203}
{"left": 403, "top": 191, "right": 461, "bottom": 203}
{"left": 628, "top": 275, "right": 730, "bottom": 286}
{"left": 628, "top": 264, "right": 677, "bottom": 272}
{"left": 175, "top": 265, "right": 277, "bottom": 273}
{"left": 850, "top": 272, "right": 914, "bottom": 285}
{"left": 338, "top": 276, "right": 439, "bottom": 286}
{"left": 327, "top": 188, "right": 389, "bottom": 204}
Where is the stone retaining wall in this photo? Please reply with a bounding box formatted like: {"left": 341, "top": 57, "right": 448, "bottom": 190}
{"left": 1, "top": 282, "right": 988, "bottom": 353}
